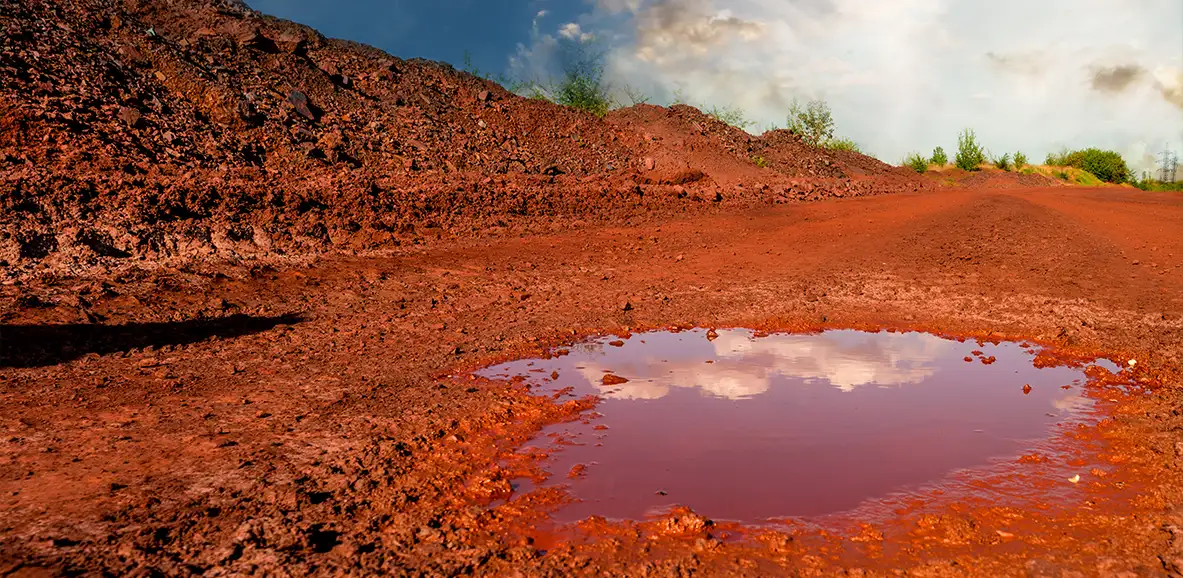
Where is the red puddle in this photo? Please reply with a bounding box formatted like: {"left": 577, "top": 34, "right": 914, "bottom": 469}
{"left": 478, "top": 329, "right": 1119, "bottom": 524}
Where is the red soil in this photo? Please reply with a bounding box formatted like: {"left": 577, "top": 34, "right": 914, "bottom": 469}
{"left": 3, "top": 0, "right": 1183, "bottom": 576}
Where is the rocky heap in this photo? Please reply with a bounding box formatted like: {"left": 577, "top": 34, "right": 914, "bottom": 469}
{"left": 0, "top": 0, "right": 934, "bottom": 275}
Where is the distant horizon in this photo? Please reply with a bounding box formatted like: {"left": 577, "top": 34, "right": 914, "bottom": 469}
{"left": 245, "top": 0, "right": 1183, "bottom": 171}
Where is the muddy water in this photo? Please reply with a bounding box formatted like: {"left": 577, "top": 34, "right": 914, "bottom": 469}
{"left": 479, "top": 329, "right": 1118, "bottom": 524}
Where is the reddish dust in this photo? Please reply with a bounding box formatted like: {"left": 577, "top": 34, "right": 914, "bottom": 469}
{"left": 481, "top": 329, "right": 1119, "bottom": 524}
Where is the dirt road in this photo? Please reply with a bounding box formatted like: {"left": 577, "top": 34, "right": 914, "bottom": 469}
{"left": 3, "top": 185, "right": 1183, "bottom": 576}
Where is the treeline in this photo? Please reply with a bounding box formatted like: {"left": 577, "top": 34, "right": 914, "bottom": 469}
{"left": 902, "top": 131, "right": 1144, "bottom": 186}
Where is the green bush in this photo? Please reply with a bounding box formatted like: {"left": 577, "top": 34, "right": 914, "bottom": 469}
{"left": 824, "top": 137, "right": 861, "bottom": 153}
{"left": 930, "top": 146, "right": 948, "bottom": 166}
{"left": 704, "top": 104, "right": 754, "bottom": 130}
{"left": 993, "top": 152, "right": 1012, "bottom": 171}
{"left": 1062, "top": 148, "right": 1129, "bottom": 183}
{"left": 1014, "top": 151, "right": 1028, "bottom": 168}
{"left": 955, "top": 129, "right": 986, "bottom": 171}
{"left": 1045, "top": 148, "right": 1071, "bottom": 166}
{"left": 904, "top": 152, "right": 928, "bottom": 173}
{"left": 553, "top": 60, "right": 612, "bottom": 117}
{"left": 1045, "top": 148, "right": 1129, "bottom": 183}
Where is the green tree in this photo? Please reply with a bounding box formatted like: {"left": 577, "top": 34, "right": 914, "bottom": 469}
{"left": 1013, "top": 151, "right": 1028, "bottom": 168}
{"left": 931, "top": 146, "right": 948, "bottom": 166}
{"left": 787, "top": 99, "right": 835, "bottom": 147}
{"left": 955, "top": 129, "right": 987, "bottom": 171}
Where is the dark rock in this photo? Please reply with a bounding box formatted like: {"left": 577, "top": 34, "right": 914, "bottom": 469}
{"left": 287, "top": 91, "right": 316, "bottom": 121}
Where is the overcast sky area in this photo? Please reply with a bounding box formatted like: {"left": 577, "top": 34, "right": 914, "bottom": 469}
{"left": 249, "top": 0, "right": 1182, "bottom": 172}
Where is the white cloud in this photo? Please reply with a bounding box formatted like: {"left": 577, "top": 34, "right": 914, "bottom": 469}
{"left": 512, "top": 0, "right": 1183, "bottom": 171}
{"left": 559, "top": 22, "right": 596, "bottom": 42}
{"left": 576, "top": 330, "right": 952, "bottom": 400}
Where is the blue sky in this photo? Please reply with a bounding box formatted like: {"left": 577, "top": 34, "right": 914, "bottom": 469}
{"left": 244, "top": 0, "right": 1182, "bottom": 169}
{"left": 245, "top": 0, "right": 582, "bottom": 75}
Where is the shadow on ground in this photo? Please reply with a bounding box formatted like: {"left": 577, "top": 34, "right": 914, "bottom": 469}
{"left": 0, "top": 314, "right": 304, "bottom": 368}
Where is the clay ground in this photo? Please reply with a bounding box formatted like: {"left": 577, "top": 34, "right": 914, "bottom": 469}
{"left": 3, "top": 185, "right": 1183, "bottom": 576}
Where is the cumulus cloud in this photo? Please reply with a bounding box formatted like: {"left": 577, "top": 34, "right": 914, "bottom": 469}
{"left": 511, "top": 0, "right": 1183, "bottom": 172}
{"left": 575, "top": 330, "right": 952, "bottom": 400}
{"left": 559, "top": 22, "right": 595, "bottom": 42}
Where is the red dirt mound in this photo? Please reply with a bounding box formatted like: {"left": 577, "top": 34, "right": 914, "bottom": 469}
{"left": 0, "top": 0, "right": 932, "bottom": 275}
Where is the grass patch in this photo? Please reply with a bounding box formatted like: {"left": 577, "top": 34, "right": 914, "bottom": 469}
{"left": 1025, "top": 165, "right": 1105, "bottom": 186}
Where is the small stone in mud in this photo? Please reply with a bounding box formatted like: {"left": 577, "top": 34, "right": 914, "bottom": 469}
{"left": 963, "top": 356, "right": 973, "bottom": 362}
{"left": 706, "top": 329, "right": 719, "bottom": 341}
{"left": 117, "top": 107, "right": 142, "bottom": 128}
{"left": 550, "top": 371, "right": 559, "bottom": 380}
{"left": 608, "top": 340, "right": 625, "bottom": 347}
{"left": 568, "top": 464, "right": 588, "bottom": 478}
{"left": 1023, "top": 384, "right": 1032, "bottom": 395}
{"left": 601, "top": 374, "right": 629, "bottom": 386}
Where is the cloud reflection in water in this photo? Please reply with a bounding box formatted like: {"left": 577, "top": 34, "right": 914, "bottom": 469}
{"left": 576, "top": 330, "right": 954, "bottom": 400}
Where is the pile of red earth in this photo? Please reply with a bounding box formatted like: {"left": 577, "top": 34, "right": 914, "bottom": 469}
{"left": 0, "top": 0, "right": 934, "bottom": 275}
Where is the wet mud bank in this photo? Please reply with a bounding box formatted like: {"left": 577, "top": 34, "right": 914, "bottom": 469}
{"left": 448, "top": 322, "right": 1175, "bottom": 573}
